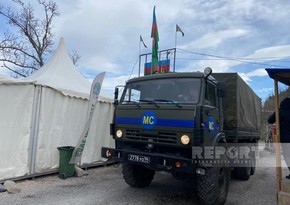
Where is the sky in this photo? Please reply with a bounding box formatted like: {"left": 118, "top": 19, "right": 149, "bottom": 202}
{"left": 1, "top": 0, "right": 290, "bottom": 102}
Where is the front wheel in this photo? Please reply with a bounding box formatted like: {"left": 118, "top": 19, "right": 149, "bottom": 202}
{"left": 122, "top": 163, "right": 155, "bottom": 188}
{"left": 197, "top": 166, "right": 230, "bottom": 205}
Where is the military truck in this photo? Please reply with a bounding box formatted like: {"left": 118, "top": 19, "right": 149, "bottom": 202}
{"left": 102, "top": 67, "right": 261, "bottom": 205}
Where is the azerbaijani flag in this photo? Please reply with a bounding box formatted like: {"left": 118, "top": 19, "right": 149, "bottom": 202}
{"left": 151, "top": 6, "right": 159, "bottom": 73}
{"left": 176, "top": 24, "right": 184, "bottom": 37}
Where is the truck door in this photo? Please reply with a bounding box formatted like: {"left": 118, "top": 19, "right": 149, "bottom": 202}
{"left": 203, "top": 81, "right": 220, "bottom": 145}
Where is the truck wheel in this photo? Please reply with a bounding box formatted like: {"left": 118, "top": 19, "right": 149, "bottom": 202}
{"left": 197, "top": 166, "right": 230, "bottom": 205}
{"left": 122, "top": 163, "right": 155, "bottom": 188}
{"left": 232, "top": 166, "right": 251, "bottom": 180}
{"left": 172, "top": 172, "right": 186, "bottom": 180}
{"left": 250, "top": 151, "right": 256, "bottom": 175}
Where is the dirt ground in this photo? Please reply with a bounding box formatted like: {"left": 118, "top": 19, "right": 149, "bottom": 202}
{"left": 0, "top": 148, "right": 287, "bottom": 205}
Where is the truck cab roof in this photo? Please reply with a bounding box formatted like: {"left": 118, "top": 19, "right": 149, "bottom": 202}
{"left": 127, "top": 72, "right": 215, "bottom": 84}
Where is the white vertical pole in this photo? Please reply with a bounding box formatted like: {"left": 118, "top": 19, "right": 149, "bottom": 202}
{"left": 28, "top": 85, "right": 42, "bottom": 175}
{"left": 138, "top": 37, "right": 141, "bottom": 77}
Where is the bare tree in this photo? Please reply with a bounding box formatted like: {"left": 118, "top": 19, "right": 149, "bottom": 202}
{"left": 0, "top": 0, "right": 60, "bottom": 77}
{"left": 70, "top": 49, "right": 81, "bottom": 67}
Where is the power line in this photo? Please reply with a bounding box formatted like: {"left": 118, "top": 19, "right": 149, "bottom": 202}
{"left": 128, "top": 57, "right": 139, "bottom": 80}
{"left": 176, "top": 57, "right": 290, "bottom": 63}
{"left": 177, "top": 49, "right": 290, "bottom": 60}
{"left": 177, "top": 48, "right": 289, "bottom": 68}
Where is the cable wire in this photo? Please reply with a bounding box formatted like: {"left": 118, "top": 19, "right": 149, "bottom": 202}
{"left": 177, "top": 48, "right": 289, "bottom": 68}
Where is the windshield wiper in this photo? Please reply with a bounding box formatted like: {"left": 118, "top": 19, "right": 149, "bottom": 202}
{"left": 138, "top": 99, "right": 160, "bottom": 108}
{"left": 154, "top": 99, "right": 182, "bottom": 108}
{"left": 122, "top": 100, "right": 141, "bottom": 107}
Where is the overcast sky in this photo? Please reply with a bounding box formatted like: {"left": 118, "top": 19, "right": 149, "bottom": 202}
{"left": 1, "top": 0, "right": 290, "bottom": 101}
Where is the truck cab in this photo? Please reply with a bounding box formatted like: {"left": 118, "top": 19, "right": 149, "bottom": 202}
{"left": 113, "top": 68, "right": 223, "bottom": 148}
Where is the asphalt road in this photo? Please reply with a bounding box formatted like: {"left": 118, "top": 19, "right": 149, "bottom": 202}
{"left": 0, "top": 149, "right": 286, "bottom": 205}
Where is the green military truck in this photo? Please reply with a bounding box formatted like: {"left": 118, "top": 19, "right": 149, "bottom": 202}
{"left": 102, "top": 68, "right": 261, "bottom": 205}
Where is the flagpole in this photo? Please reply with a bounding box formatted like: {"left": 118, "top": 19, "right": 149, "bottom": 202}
{"left": 174, "top": 27, "right": 177, "bottom": 72}
{"left": 175, "top": 27, "right": 177, "bottom": 49}
{"left": 138, "top": 37, "right": 141, "bottom": 77}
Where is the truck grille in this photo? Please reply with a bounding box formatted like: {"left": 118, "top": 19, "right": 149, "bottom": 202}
{"left": 125, "top": 129, "right": 177, "bottom": 144}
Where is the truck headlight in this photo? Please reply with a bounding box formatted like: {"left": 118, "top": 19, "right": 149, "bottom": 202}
{"left": 116, "top": 129, "right": 123, "bottom": 138}
{"left": 181, "top": 135, "right": 190, "bottom": 145}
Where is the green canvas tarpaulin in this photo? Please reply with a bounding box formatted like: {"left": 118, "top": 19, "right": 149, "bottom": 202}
{"left": 212, "top": 73, "right": 261, "bottom": 133}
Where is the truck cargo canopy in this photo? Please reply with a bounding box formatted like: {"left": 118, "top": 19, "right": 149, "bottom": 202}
{"left": 212, "top": 73, "right": 261, "bottom": 132}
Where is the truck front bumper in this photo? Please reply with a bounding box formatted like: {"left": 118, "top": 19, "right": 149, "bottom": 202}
{"left": 101, "top": 147, "right": 195, "bottom": 174}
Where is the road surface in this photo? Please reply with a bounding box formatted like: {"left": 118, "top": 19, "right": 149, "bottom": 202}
{"left": 0, "top": 149, "right": 287, "bottom": 205}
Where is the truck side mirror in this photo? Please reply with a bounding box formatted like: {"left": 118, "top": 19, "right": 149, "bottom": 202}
{"left": 114, "top": 87, "right": 119, "bottom": 105}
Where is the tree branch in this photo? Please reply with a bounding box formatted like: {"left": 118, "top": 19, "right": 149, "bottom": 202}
{"left": 0, "top": 0, "right": 60, "bottom": 76}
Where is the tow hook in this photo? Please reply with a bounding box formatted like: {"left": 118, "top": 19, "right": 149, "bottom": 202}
{"left": 156, "top": 159, "right": 172, "bottom": 170}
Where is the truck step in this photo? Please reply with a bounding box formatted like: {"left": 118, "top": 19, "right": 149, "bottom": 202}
{"left": 281, "top": 178, "right": 290, "bottom": 193}
{"left": 278, "top": 191, "right": 290, "bottom": 205}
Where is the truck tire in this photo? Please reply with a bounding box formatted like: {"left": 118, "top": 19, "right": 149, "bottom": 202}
{"left": 172, "top": 172, "right": 186, "bottom": 180}
{"left": 197, "top": 166, "right": 230, "bottom": 205}
{"left": 122, "top": 163, "right": 155, "bottom": 188}
{"left": 232, "top": 146, "right": 255, "bottom": 180}
{"left": 232, "top": 166, "right": 251, "bottom": 180}
{"left": 250, "top": 151, "right": 256, "bottom": 175}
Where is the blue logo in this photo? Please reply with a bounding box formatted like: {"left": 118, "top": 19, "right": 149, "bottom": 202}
{"left": 208, "top": 116, "right": 215, "bottom": 135}
{"left": 141, "top": 111, "right": 157, "bottom": 129}
{"left": 93, "top": 82, "right": 101, "bottom": 95}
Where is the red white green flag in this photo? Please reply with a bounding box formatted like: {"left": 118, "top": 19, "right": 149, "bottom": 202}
{"left": 176, "top": 24, "right": 184, "bottom": 37}
{"left": 151, "top": 6, "right": 159, "bottom": 73}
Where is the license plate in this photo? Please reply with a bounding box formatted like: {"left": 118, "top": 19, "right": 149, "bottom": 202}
{"left": 128, "top": 154, "right": 150, "bottom": 164}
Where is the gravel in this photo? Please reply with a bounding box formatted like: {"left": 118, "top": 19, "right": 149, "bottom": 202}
{"left": 0, "top": 149, "right": 286, "bottom": 205}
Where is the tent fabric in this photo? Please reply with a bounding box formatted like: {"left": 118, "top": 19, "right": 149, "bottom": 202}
{"left": 265, "top": 68, "right": 290, "bottom": 86}
{"left": 32, "top": 87, "right": 114, "bottom": 173}
{"left": 0, "top": 83, "right": 35, "bottom": 179}
{"left": 82, "top": 101, "right": 115, "bottom": 164}
{"left": 25, "top": 38, "right": 91, "bottom": 99}
{"left": 0, "top": 75, "right": 27, "bottom": 84}
{"left": 34, "top": 87, "right": 88, "bottom": 172}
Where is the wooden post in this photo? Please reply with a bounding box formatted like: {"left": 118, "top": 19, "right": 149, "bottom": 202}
{"left": 274, "top": 79, "right": 282, "bottom": 197}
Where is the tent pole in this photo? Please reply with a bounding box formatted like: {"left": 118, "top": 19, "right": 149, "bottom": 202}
{"left": 28, "top": 86, "right": 42, "bottom": 175}
{"left": 274, "top": 79, "right": 282, "bottom": 197}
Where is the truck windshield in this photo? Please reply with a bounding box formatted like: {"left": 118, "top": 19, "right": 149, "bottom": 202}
{"left": 120, "top": 78, "right": 201, "bottom": 105}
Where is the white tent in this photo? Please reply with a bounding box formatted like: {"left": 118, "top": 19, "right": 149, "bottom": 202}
{"left": 0, "top": 38, "right": 114, "bottom": 181}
